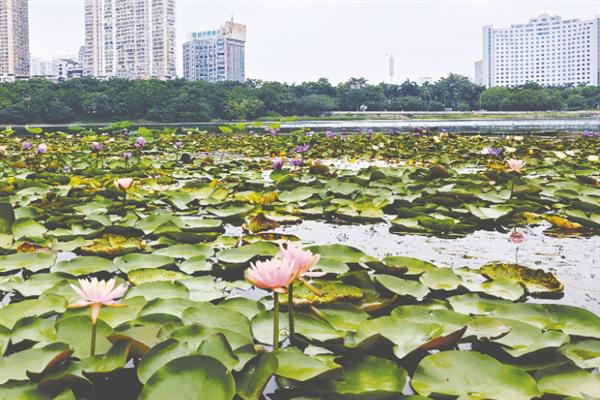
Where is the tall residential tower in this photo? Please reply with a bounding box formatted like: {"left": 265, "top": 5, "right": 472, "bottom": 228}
{"left": 82, "top": 0, "right": 175, "bottom": 79}
{"left": 479, "top": 14, "right": 600, "bottom": 87}
{"left": 0, "top": 0, "right": 30, "bottom": 81}
{"left": 183, "top": 19, "right": 246, "bottom": 82}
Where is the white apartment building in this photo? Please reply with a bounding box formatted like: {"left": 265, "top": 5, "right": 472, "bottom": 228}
{"left": 0, "top": 0, "right": 30, "bottom": 82}
{"left": 480, "top": 14, "right": 600, "bottom": 87}
{"left": 183, "top": 19, "right": 246, "bottom": 82}
{"left": 30, "top": 56, "right": 83, "bottom": 81}
{"left": 82, "top": 0, "right": 175, "bottom": 79}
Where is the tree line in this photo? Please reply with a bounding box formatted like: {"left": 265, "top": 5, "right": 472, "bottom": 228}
{"left": 0, "top": 74, "right": 599, "bottom": 123}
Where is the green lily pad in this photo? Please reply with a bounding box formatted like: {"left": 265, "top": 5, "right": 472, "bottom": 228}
{"left": 113, "top": 253, "right": 174, "bottom": 273}
{"left": 216, "top": 242, "right": 279, "bottom": 265}
{"left": 152, "top": 244, "right": 213, "bottom": 260}
{"left": 0, "top": 252, "right": 56, "bottom": 273}
{"left": 320, "top": 355, "right": 407, "bottom": 400}
{"left": 419, "top": 267, "right": 462, "bottom": 291}
{"left": 80, "top": 234, "right": 145, "bottom": 257}
{"left": 558, "top": 339, "right": 600, "bottom": 368}
{"left": 491, "top": 318, "right": 569, "bottom": 357}
{"left": 0, "top": 293, "right": 67, "bottom": 329}
{"left": 382, "top": 256, "right": 436, "bottom": 275}
{"left": 286, "top": 280, "right": 363, "bottom": 306}
{"left": 236, "top": 353, "right": 279, "bottom": 400}
{"left": 0, "top": 342, "right": 73, "bottom": 384}
{"left": 306, "top": 244, "right": 377, "bottom": 264}
{"left": 137, "top": 339, "right": 192, "bottom": 384}
{"left": 346, "top": 316, "right": 444, "bottom": 359}
{"left": 52, "top": 256, "right": 116, "bottom": 275}
{"left": 275, "top": 347, "right": 341, "bottom": 382}
{"left": 0, "top": 382, "right": 52, "bottom": 400}
{"left": 55, "top": 316, "right": 114, "bottom": 359}
{"left": 12, "top": 218, "right": 47, "bottom": 239}
{"left": 535, "top": 365, "right": 600, "bottom": 399}
{"left": 127, "top": 268, "right": 188, "bottom": 286}
{"left": 492, "top": 303, "right": 600, "bottom": 339}
{"left": 480, "top": 262, "right": 564, "bottom": 295}
{"left": 374, "top": 274, "right": 430, "bottom": 300}
{"left": 125, "top": 281, "right": 189, "bottom": 300}
{"left": 138, "top": 355, "right": 235, "bottom": 400}
{"left": 411, "top": 351, "right": 540, "bottom": 400}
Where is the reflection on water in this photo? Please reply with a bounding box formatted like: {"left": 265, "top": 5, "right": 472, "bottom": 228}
{"left": 282, "top": 118, "right": 600, "bottom": 134}
{"left": 267, "top": 220, "right": 600, "bottom": 313}
{"left": 4, "top": 118, "right": 600, "bottom": 135}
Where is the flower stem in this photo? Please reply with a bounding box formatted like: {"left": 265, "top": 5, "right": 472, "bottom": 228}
{"left": 122, "top": 191, "right": 127, "bottom": 214}
{"left": 273, "top": 292, "right": 280, "bottom": 351}
{"left": 90, "top": 322, "right": 97, "bottom": 356}
{"left": 288, "top": 283, "right": 295, "bottom": 346}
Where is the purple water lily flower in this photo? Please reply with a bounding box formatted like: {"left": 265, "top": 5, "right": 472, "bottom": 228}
{"left": 134, "top": 137, "right": 146, "bottom": 149}
{"left": 36, "top": 144, "right": 47, "bottom": 154}
{"left": 122, "top": 129, "right": 129, "bottom": 138}
{"left": 271, "top": 157, "right": 284, "bottom": 170}
{"left": 325, "top": 130, "right": 337, "bottom": 139}
{"left": 63, "top": 165, "right": 71, "bottom": 173}
{"left": 485, "top": 147, "right": 503, "bottom": 157}
{"left": 290, "top": 158, "right": 303, "bottom": 167}
{"left": 295, "top": 144, "right": 310, "bottom": 154}
{"left": 174, "top": 141, "right": 183, "bottom": 150}
{"left": 123, "top": 151, "right": 132, "bottom": 161}
{"left": 91, "top": 142, "right": 104, "bottom": 152}
{"left": 22, "top": 142, "right": 33, "bottom": 151}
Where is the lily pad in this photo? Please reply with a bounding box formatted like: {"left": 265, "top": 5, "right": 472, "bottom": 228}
{"left": 480, "top": 262, "right": 563, "bottom": 295}
{"left": 138, "top": 355, "right": 236, "bottom": 400}
{"left": 80, "top": 234, "right": 145, "bottom": 257}
{"left": 411, "top": 351, "right": 540, "bottom": 400}
{"left": 216, "top": 242, "right": 279, "bottom": 265}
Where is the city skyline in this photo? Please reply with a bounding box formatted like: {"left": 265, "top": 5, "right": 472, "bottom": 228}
{"left": 16, "top": 0, "right": 600, "bottom": 84}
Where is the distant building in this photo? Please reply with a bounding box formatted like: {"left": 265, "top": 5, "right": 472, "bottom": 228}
{"left": 481, "top": 14, "right": 600, "bottom": 87}
{"left": 474, "top": 60, "right": 483, "bottom": 85}
{"left": 418, "top": 76, "right": 432, "bottom": 85}
{"left": 54, "top": 58, "right": 83, "bottom": 81}
{"left": 0, "top": 0, "right": 30, "bottom": 82}
{"left": 30, "top": 56, "right": 83, "bottom": 81}
{"left": 82, "top": 0, "right": 176, "bottom": 79}
{"left": 30, "top": 57, "right": 54, "bottom": 77}
{"left": 183, "top": 19, "right": 246, "bottom": 82}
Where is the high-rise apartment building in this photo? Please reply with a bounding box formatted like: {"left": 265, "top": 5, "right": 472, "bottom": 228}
{"left": 82, "top": 0, "right": 175, "bottom": 79}
{"left": 479, "top": 14, "right": 600, "bottom": 87}
{"left": 183, "top": 19, "right": 246, "bottom": 82}
{"left": 0, "top": 0, "right": 30, "bottom": 81}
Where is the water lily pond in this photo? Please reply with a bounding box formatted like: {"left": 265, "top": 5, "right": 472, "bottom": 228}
{"left": 0, "top": 125, "right": 599, "bottom": 399}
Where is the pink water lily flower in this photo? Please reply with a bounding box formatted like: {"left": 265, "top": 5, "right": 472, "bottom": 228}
{"left": 279, "top": 242, "right": 323, "bottom": 278}
{"left": 509, "top": 230, "right": 525, "bottom": 244}
{"left": 114, "top": 177, "right": 134, "bottom": 191}
{"left": 245, "top": 258, "right": 296, "bottom": 293}
{"left": 69, "top": 278, "right": 127, "bottom": 324}
{"left": 507, "top": 158, "right": 526, "bottom": 172}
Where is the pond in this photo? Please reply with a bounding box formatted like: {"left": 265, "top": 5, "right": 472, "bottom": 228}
{"left": 3, "top": 116, "right": 600, "bottom": 136}
{"left": 0, "top": 126, "right": 599, "bottom": 399}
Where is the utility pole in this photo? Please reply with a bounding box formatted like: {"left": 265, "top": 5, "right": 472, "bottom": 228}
{"left": 385, "top": 53, "right": 398, "bottom": 84}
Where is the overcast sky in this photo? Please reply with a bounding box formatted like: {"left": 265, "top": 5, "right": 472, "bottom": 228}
{"left": 29, "top": 0, "right": 600, "bottom": 84}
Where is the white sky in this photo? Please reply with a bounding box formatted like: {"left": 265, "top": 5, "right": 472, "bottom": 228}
{"left": 29, "top": 0, "right": 600, "bottom": 83}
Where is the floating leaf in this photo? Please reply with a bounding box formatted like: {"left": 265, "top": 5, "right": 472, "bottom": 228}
{"left": 138, "top": 355, "right": 235, "bottom": 400}
{"left": 411, "top": 351, "right": 540, "bottom": 400}
{"left": 480, "top": 262, "right": 563, "bottom": 295}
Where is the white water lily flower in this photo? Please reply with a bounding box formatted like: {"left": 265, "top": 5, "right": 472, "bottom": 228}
{"left": 504, "top": 147, "right": 517, "bottom": 153}
{"left": 69, "top": 278, "right": 127, "bottom": 324}
{"left": 588, "top": 155, "right": 599, "bottom": 162}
